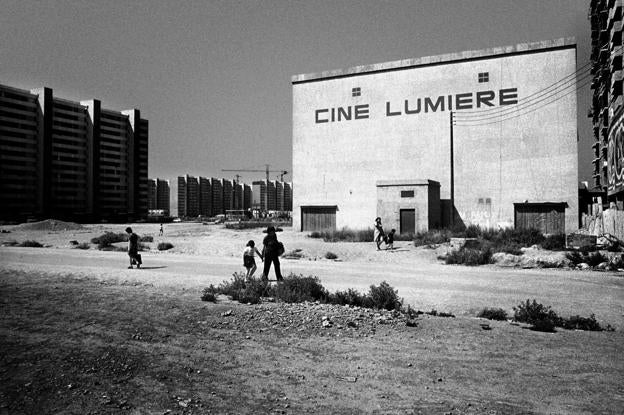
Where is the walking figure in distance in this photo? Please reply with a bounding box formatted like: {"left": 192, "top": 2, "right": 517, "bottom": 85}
{"left": 243, "top": 240, "right": 263, "bottom": 278}
{"left": 386, "top": 229, "right": 396, "bottom": 250}
{"left": 374, "top": 217, "right": 385, "bottom": 250}
{"left": 125, "top": 227, "right": 142, "bottom": 269}
{"left": 261, "top": 226, "right": 284, "bottom": 281}
{"left": 159, "top": 223, "right": 163, "bottom": 236}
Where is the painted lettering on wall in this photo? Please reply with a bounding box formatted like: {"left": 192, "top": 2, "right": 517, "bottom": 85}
{"left": 314, "top": 88, "right": 518, "bottom": 123}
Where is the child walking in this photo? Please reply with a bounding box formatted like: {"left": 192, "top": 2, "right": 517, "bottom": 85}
{"left": 386, "top": 229, "right": 396, "bottom": 250}
{"left": 243, "top": 240, "right": 263, "bottom": 278}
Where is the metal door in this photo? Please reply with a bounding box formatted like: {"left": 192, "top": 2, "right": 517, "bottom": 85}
{"left": 400, "top": 209, "right": 415, "bottom": 234}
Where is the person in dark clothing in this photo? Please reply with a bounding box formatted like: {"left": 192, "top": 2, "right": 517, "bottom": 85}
{"left": 261, "top": 226, "right": 283, "bottom": 281}
{"left": 125, "top": 227, "right": 142, "bottom": 269}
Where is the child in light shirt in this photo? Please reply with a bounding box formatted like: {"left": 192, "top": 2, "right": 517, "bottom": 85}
{"left": 243, "top": 240, "right": 263, "bottom": 278}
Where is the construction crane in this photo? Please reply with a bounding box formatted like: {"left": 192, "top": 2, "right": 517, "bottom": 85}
{"left": 222, "top": 165, "right": 288, "bottom": 182}
{"left": 222, "top": 165, "right": 288, "bottom": 213}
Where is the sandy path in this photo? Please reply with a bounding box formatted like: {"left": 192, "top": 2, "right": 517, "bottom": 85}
{"left": 2, "top": 246, "right": 623, "bottom": 329}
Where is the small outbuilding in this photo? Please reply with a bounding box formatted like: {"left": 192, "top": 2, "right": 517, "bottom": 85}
{"left": 376, "top": 180, "right": 440, "bottom": 234}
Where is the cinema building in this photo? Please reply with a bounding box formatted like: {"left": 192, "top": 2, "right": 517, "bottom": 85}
{"left": 292, "top": 38, "right": 579, "bottom": 234}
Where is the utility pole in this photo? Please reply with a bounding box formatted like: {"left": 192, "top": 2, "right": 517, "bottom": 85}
{"left": 450, "top": 111, "right": 455, "bottom": 228}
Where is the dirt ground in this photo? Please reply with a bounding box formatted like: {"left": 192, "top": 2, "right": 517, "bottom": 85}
{"left": 1, "top": 221, "right": 623, "bottom": 414}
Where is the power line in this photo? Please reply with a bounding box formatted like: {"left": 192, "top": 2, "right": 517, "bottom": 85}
{"left": 454, "top": 77, "right": 593, "bottom": 126}
{"left": 454, "top": 69, "right": 593, "bottom": 123}
{"left": 454, "top": 43, "right": 622, "bottom": 122}
{"left": 455, "top": 61, "right": 593, "bottom": 115}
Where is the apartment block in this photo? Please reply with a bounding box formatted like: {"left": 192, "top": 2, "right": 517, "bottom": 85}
{"left": 211, "top": 178, "right": 223, "bottom": 215}
{"left": 0, "top": 83, "right": 148, "bottom": 222}
{"left": 156, "top": 179, "right": 170, "bottom": 215}
{"left": 222, "top": 179, "right": 233, "bottom": 212}
{"left": 252, "top": 180, "right": 267, "bottom": 211}
{"left": 275, "top": 181, "right": 284, "bottom": 211}
{"left": 284, "top": 182, "right": 292, "bottom": 211}
{"left": 589, "top": 0, "right": 624, "bottom": 199}
{"left": 243, "top": 184, "right": 252, "bottom": 210}
{"left": 199, "top": 176, "right": 212, "bottom": 217}
{"left": 233, "top": 183, "right": 244, "bottom": 210}
{"left": 267, "top": 180, "right": 276, "bottom": 211}
{"left": 0, "top": 85, "right": 41, "bottom": 219}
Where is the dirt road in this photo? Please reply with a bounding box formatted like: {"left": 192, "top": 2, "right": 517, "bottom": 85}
{"left": 2, "top": 246, "right": 623, "bottom": 328}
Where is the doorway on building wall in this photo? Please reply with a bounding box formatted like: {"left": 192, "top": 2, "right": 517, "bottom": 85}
{"left": 301, "top": 206, "right": 337, "bottom": 231}
{"left": 513, "top": 202, "right": 566, "bottom": 234}
{"left": 400, "top": 209, "right": 415, "bottom": 234}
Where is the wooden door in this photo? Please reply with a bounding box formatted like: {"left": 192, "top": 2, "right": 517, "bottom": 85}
{"left": 301, "top": 206, "right": 336, "bottom": 231}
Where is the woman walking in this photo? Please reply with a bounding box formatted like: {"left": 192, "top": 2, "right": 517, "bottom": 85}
{"left": 261, "top": 226, "right": 284, "bottom": 281}
{"left": 373, "top": 217, "right": 385, "bottom": 250}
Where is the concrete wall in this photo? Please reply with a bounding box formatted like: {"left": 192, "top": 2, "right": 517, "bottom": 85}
{"left": 292, "top": 39, "right": 578, "bottom": 232}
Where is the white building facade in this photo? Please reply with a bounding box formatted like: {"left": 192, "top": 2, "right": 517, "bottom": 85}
{"left": 292, "top": 39, "right": 579, "bottom": 234}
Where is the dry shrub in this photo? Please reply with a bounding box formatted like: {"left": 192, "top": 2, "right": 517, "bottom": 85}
{"left": 477, "top": 307, "right": 508, "bottom": 321}
{"left": 158, "top": 242, "right": 174, "bottom": 251}
{"left": 19, "top": 240, "right": 43, "bottom": 248}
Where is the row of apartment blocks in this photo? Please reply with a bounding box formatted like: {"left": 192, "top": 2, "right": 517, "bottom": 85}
{"left": 177, "top": 175, "right": 292, "bottom": 218}
{"left": 148, "top": 178, "right": 171, "bottom": 216}
{"left": 0, "top": 83, "right": 148, "bottom": 222}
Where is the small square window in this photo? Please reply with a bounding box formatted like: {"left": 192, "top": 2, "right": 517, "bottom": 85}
{"left": 485, "top": 198, "right": 491, "bottom": 204}
{"left": 478, "top": 72, "right": 489, "bottom": 83}
{"left": 401, "top": 190, "right": 414, "bottom": 198}
{"left": 352, "top": 87, "right": 361, "bottom": 97}
{"left": 478, "top": 198, "right": 484, "bottom": 204}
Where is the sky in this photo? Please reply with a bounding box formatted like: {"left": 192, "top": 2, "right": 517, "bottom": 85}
{"left": 1, "top": 0, "right": 593, "bottom": 185}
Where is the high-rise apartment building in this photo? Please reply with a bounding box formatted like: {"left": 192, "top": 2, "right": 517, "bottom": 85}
{"left": 589, "top": 0, "right": 623, "bottom": 201}
{"left": 243, "top": 184, "right": 252, "bottom": 210}
{"left": 148, "top": 179, "right": 157, "bottom": 210}
{"left": 275, "top": 181, "right": 284, "bottom": 211}
{"left": 177, "top": 175, "right": 199, "bottom": 218}
{"left": 284, "top": 182, "right": 293, "bottom": 211}
{"left": 233, "top": 183, "right": 244, "bottom": 210}
{"left": 211, "top": 178, "right": 223, "bottom": 215}
{"left": 252, "top": 180, "right": 267, "bottom": 211}
{"left": 222, "top": 179, "right": 233, "bottom": 212}
{"left": 0, "top": 84, "right": 148, "bottom": 222}
{"left": 148, "top": 178, "right": 170, "bottom": 215}
{"left": 156, "top": 179, "right": 170, "bottom": 215}
{"left": 199, "top": 176, "right": 212, "bottom": 217}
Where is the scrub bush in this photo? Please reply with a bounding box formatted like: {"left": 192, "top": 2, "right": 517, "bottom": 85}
{"left": 330, "top": 288, "right": 367, "bottom": 307}
{"left": 273, "top": 274, "right": 329, "bottom": 303}
{"left": 200, "top": 287, "right": 217, "bottom": 302}
{"left": 477, "top": 307, "right": 508, "bottom": 321}
{"left": 367, "top": 281, "right": 402, "bottom": 311}
{"left": 565, "top": 251, "right": 608, "bottom": 267}
{"left": 445, "top": 247, "right": 493, "bottom": 266}
{"left": 541, "top": 234, "right": 566, "bottom": 250}
{"left": 91, "top": 232, "right": 127, "bottom": 248}
{"left": 309, "top": 227, "right": 374, "bottom": 242}
{"left": 413, "top": 229, "right": 451, "bottom": 247}
{"left": 20, "top": 240, "right": 43, "bottom": 247}
{"left": 140, "top": 235, "right": 154, "bottom": 242}
{"left": 158, "top": 242, "right": 174, "bottom": 251}
{"left": 559, "top": 314, "right": 604, "bottom": 331}
{"left": 325, "top": 251, "right": 338, "bottom": 260}
{"left": 74, "top": 242, "right": 90, "bottom": 250}
{"left": 513, "top": 299, "right": 559, "bottom": 330}
{"left": 213, "top": 273, "right": 269, "bottom": 304}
